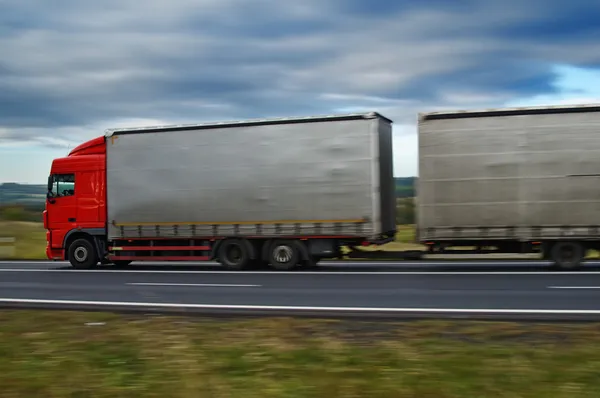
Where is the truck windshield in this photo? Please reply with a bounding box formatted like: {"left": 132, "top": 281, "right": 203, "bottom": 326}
{"left": 49, "top": 174, "right": 75, "bottom": 197}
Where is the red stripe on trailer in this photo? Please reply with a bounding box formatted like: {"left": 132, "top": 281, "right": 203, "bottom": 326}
{"left": 108, "top": 256, "right": 211, "bottom": 261}
{"left": 112, "top": 235, "right": 357, "bottom": 240}
{"left": 110, "top": 246, "right": 210, "bottom": 251}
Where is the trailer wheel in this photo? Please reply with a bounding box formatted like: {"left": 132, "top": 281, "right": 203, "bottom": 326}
{"left": 68, "top": 238, "right": 98, "bottom": 269}
{"left": 550, "top": 241, "right": 584, "bottom": 270}
{"left": 218, "top": 239, "right": 251, "bottom": 270}
{"left": 268, "top": 240, "right": 300, "bottom": 270}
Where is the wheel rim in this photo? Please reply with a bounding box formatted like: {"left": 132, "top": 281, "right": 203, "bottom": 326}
{"left": 225, "top": 244, "right": 243, "bottom": 264}
{"left": 74, "top": 246, "right": 88, "bottom": 262}
{"left": 273, "top": 245, "right": 293, "bottom": 263}
{"left": 559, "top": 246, "right": 576, "bottom": 265}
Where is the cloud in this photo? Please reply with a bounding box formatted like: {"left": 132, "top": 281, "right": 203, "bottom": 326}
{"left": 1, "top": 0, "right": 600, "bottom": 173}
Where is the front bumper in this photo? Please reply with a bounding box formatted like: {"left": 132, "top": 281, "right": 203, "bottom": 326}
{"left": 45, "top": 229, "right": 63, "bottom": 260}
{"left": 46, "top": 245, "right": 64, "bottom": 261}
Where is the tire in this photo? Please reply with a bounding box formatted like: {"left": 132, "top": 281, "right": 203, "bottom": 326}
{"left": 218, "top": 239, "right": 251, "bottom": 270}
{"left": 268, "top": 240, "right": 300, "bottom": 271}
{"left": 68, "top": 238, "right": 98, "bottom": 269}
{"left": 550, "top": 241, "right": 584, "bottom": 270}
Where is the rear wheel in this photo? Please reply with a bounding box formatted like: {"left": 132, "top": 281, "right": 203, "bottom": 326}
{"left": 268, "top": 240, "right": 300, "bottom": 270}
{"left": 218, "top": 239, "right": 251, "bottom": 270}
{"left": 68, "top": 238, "right": 98, "bottom": 269}
{"left": 550, "top": 241, "right": 584, "bottom": 270}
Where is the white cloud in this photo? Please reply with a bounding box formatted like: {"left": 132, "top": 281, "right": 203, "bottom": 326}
{"left": 1, "top": 0, "right": 600, "bottom": 182}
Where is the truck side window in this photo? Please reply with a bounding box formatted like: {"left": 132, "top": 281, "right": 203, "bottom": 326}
{"left": 51, "top": 174, "right": 75, "bottom": 197}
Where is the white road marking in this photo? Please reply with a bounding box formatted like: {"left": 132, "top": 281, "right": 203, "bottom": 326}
{"left": 0, "top": 268, "right": 599, "bottom": 275}
{"left": 0, "top": 297, "right": 598, "bottom": 314}
{"left": 127, "top": 282, "right": 261, "bottom": 287}
{"left": 548, "top": 286, "right": 600, "bottom": 289}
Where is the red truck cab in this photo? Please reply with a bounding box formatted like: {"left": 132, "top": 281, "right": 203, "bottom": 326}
{"left": 45, "top": 136, "right": 107, "bottom": 263}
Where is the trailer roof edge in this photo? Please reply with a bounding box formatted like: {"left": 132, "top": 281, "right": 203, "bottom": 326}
{"left": 104, "top": 112, "right": 392, "bottom": 136}
{"left": 419, "top": 103, "right": 600, "bottom": 121}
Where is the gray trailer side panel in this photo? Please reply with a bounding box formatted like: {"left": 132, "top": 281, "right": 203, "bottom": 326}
{"left": 417, "top": 106, "right": 600, "bottom": 241}
{"left": 106, "top": 115, "right": 394, "bottom": 240}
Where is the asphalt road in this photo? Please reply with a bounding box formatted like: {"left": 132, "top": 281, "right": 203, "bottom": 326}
{"left": 2, "top": 260, "right": 600, "bottom": 320}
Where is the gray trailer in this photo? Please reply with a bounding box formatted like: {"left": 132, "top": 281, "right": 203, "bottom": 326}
{"left": 101, "top": 112, "right": 396, "bottom": 270}
{"left": 417, "top": 103, "right": 600, "bottom": 269}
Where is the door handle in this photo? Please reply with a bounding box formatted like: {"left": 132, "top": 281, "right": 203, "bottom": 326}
{"left": 68, "top": 218, "right": 76, "bottom": 222}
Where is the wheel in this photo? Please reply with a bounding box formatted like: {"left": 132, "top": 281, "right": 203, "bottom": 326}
{"left": 68, "top": 238, "right": 98, "bottom": 269}
{"left": 112, "top": 260, "right": 132, "bottom": 268}
{"left": 550, "top": 241, "right": 584, "bottom": 270}
{"left": 268, "top": 240, "right": 300, "bottom": 271}
{"left": 218, "top": 239, "right": 251, "bottom": 270}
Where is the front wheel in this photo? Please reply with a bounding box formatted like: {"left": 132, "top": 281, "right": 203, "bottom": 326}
{"left": 68, "top": 238, "right": 98, "bottom": 269}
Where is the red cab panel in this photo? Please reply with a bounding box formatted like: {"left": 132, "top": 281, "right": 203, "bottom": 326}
{"left": 44, "top": 136, "right": 107, "bottom": 260}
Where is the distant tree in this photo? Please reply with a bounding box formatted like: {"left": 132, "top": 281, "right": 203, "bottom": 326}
{"left": 0, "top": 205, "right": 43, "bottom": 222}
{"left": 395, "top": 197, "right": 415, "bottom": 225}
{"left": 0, "top": 206, "right": 28, "bottom": 221}
{"left": 395, "top": 177, "right": 417, "bottom": 198}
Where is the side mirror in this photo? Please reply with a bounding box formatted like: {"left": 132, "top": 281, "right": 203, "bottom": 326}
{"left": 46, "top": 176, "right": 55, "bottom": 203}
{"left": 46, "top": 191, "right": 56, "bottom": 204}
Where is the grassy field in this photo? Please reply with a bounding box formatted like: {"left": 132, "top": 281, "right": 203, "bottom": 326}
{"left": 386, "top": 224, "right": 424, "bottom": 251}
{"left": 1, "top": 310, "right": 600, "bottom": 397}
{"left": 0, "top": 221, "right": 46, "bottom": 259}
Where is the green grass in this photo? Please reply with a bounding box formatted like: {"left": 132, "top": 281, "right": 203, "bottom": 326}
{"left": 384, "top": 224, "right": 424, "bottom": 251}
{"left": 0, "top": 221, "right": 46, "bottom": 259}
{"left": 352, "top": 224, "right": 424, "bottom": 253}
{"left": 1, "top": 310, "right": 600, "bottom": 397}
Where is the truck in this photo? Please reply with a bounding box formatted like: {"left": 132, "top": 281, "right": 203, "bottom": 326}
{"left": 44, "top": 112, "right": 397, "bottom": 270}
{"left": 44, "top": 103, "right": 600, "bottom": 271}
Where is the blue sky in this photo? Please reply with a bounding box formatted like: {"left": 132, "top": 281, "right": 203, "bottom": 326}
{"left": 1, "top": 0, "right": 600, "bottom": 183}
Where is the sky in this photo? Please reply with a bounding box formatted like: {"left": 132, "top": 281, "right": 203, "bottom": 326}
{"left": 1, "top": 0, "right": 600, "bottom": 183}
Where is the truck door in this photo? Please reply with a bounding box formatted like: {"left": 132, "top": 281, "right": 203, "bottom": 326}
{"left": 46, "top": 173, "right": 77, "bottom": 244}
